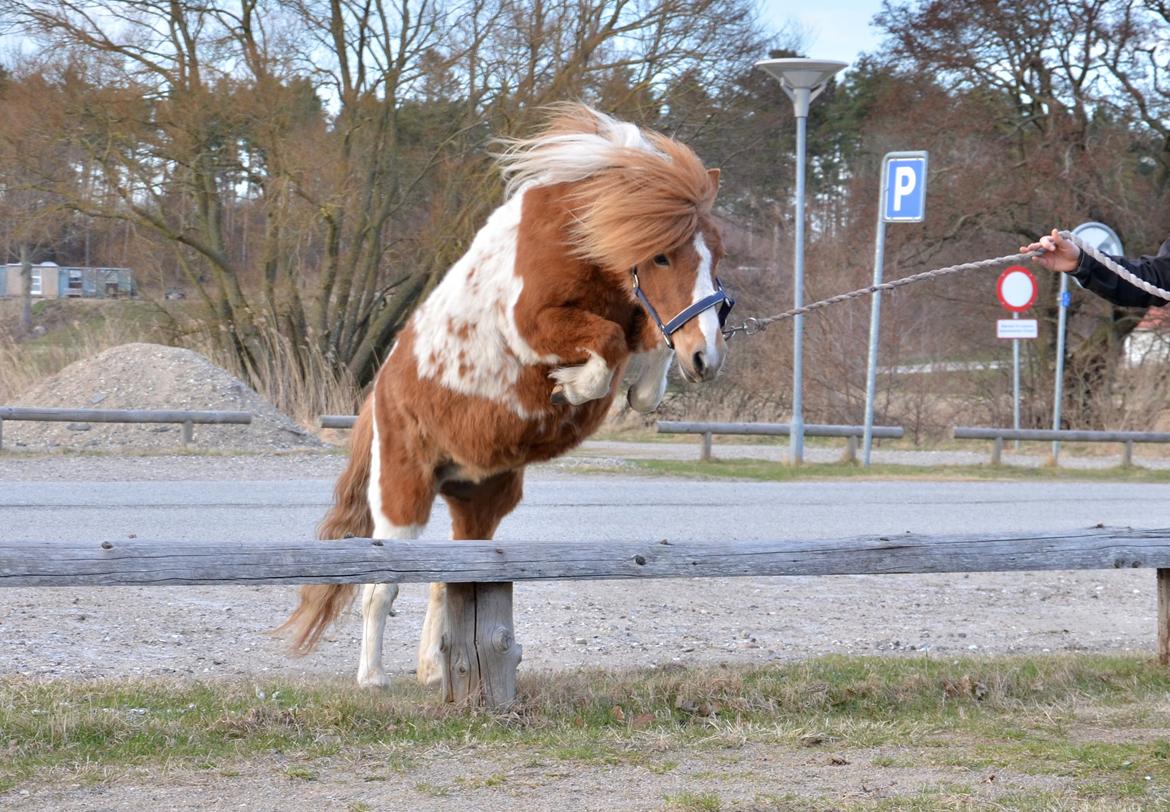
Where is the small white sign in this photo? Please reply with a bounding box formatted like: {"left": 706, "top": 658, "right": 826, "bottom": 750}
{"left": 997, "top": 319, "right": 1038, "bottom": 339}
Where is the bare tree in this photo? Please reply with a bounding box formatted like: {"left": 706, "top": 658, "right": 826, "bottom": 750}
{"left": 1, "top": 0, "right": 768, "bottom": 401}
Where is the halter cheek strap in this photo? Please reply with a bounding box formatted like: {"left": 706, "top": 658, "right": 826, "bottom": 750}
{"left": 631, "top": 269, "right": 735, "bottom": 350}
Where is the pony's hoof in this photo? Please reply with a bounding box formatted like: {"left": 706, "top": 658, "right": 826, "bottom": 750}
{"left": 626, "top": 388, "right": 659, "bottom": 414}
{"left": 549, "top": 352, "right": 613, "bottom": 405}
{"left": 416, "top": 663, "right": 443, "bottom": 687}
{"left": 357, "top": 671, "right": 390, "bottom": 690}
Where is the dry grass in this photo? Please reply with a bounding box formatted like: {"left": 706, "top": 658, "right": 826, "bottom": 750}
{"left": 0, "top": 300, "right": 358, "bottom": 426}
{"left": 3, "top": 654, "right": 1169, "bottom": 804}
{"left": 0, "top": 300, "right": 168, "bottom": 402}
{"left": 189, "top": 321, "right": 361, "bottom": 427}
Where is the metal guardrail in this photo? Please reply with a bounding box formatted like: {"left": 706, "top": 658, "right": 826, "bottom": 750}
{"left": 953, "top": 426, "right": 1170, "bottom": 466}
{"left": 657, "top": 420, "right": 905, "bottom": 462}
{"left": 319, "top": 415, "right": 357, "bottom": 429}
{"left": 0, "top": 407, "right": 252, "bottom": 450}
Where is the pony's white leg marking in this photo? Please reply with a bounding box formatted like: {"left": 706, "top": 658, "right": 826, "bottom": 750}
{"left": 628, "top": 347, "right": 674, "bottom": 413}
{"left": 358, "top": 396, "right": 422, "bottom": 690}
{"left": 416, "top": 582, "right": 448, "bottom": 686}
{"left": 550, "top": 349, "right": 614, "bottom": 405}
{"left": 692, "top": 233, "right": 723, "bottom": 368}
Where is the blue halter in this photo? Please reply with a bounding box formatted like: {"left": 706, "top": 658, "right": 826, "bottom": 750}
{"left": 631, "top": 269, "right": 735, "bottom": 350}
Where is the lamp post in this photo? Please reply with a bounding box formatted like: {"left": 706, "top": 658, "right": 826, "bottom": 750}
{"left": 756, "top": 58, "right": 847, "bottom": 464}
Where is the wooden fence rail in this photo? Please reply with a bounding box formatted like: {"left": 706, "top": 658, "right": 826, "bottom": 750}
{"left": 657, "top": 420, "right": 905, "bottom": 462}
{"left": 3, "top": 527, "right": 1169, "bottom": 706}
{"left": 953, "top": 426, "right": 1170, "bottom": 466}
{"left": 0, "top": 407, "right": 252, "bottom": 450}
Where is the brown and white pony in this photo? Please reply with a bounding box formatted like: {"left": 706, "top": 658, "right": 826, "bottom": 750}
{"left": 281, "top": 105, "right": 730, "bottom": 688}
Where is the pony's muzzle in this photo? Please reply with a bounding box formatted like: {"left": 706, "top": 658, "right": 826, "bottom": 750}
{"left": 681, "top": 347, "right": 723, "bottom": 383}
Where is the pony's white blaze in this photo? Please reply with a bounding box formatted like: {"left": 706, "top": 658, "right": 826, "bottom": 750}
{"left": 411, "top": 191, "right": 558, "bottom": 417}
{"left": 358, "top": 394, "right": 421, "bottom": 689}
{"left": 692, "top": 232, "right": 722, "bottom": 364}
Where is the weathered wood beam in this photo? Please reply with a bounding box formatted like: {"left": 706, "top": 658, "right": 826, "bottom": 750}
{"left": 440, "top": 582, "right": 522, "bottom": 708}
{"left": 2, "top": 527, "right": 1168, "bottom": 587}
{"left": 1159, "top": 569, "right": 1170, "bottom": 667}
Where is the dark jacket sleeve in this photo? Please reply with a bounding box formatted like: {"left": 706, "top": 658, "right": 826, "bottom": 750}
{"left": 1070, "top": 248, "right": 1170, "bottom": 308}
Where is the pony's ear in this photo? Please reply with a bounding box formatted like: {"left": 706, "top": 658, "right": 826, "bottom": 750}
{"left": 706, "top": 168, "right": 721, "bottom": 195}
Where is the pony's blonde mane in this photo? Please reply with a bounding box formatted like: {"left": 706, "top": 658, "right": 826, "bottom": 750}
{"left": 497, "top": 104, "right": 716, "bottom": 272}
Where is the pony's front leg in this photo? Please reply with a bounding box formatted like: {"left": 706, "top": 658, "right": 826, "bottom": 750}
{"left": 419, "top": 470, "right": 525, "bottom": 686}
{"left": 417, "top": 583, "right": 447, "bottom": 686}
{"left": 525, "top": 307, "right": 626, "bottom": 406}
{"left": 627, "top": 346, "right": 674, "bottom": 413}
{"left": 550, "top": 350, "right": 616, "bottom": 405}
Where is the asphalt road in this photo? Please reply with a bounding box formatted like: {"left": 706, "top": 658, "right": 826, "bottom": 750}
{"left": 2, "top": 472, "right": 1168, "bottom": 543}
{"left": 3, "top": 461, "right": 1170, "bottom": 681}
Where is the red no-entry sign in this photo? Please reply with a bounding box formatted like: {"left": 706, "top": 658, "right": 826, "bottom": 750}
{"left": 997, "top": 265, "right": 1037, "bottom": 312}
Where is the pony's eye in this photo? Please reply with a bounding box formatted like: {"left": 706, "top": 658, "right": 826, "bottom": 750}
{"left": 653, "top": 254, "right": 670, "bottom": 267}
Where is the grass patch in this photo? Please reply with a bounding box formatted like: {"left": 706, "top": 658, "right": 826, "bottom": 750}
{"left": 2, "top": 655, "right": 1169, "bottom": 801}
{"left": 629, "top": 458, "right": 1170, "bottom": 483}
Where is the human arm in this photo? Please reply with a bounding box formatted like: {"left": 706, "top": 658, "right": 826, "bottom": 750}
{"left": 1022, "top": 228, "right": 1170, "bottom": 308}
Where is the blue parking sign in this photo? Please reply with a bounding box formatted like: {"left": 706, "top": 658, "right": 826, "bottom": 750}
{"left": 882, "top": 153, "right": 928, "bottom": 222}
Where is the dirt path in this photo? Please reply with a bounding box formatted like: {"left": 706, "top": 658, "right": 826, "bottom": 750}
{"left": 2, "top": 741, "right": 1070, "bottom": 811}
{"left": 0, "top": 451, "right": 1164, "bottom": 809}
{"left": 0, "top": 451, "right": 1158, "bottom": 682}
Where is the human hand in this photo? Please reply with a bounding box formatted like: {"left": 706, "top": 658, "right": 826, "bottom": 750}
{"left": 1020, "top": 228, "right": 1080, "bottom": 274}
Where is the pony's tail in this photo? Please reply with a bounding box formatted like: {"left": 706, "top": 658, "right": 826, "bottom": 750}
{"left": 277, "top": 396, "right": 376, "bottom": 655}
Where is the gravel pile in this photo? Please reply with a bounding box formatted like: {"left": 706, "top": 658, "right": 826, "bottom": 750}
{"left": 4, "top": 343, "right": 321, "bottom": 453}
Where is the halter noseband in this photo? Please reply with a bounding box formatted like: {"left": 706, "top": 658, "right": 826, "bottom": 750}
{"left": 630, "top": 269, "right": 735, "bottom": 350}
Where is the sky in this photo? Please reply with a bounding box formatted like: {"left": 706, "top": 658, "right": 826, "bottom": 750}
{"left": 759, "top": 0, "right": 887, "bottom": 71}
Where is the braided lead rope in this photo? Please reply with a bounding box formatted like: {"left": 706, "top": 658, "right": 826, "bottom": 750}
{"left": 723, "top": 230, "right": 1170, "bottom": 339}
{"left": 1060, "top": 230, "right": 1170, "bottom": 302}
{"left": 724, "top": 249, "right": 1044, "bottom": 337}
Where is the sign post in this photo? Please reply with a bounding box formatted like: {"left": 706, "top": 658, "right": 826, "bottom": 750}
{"left": 862, "top": 151, "right": 928, "bottom": 466}
{"left": 1053, "top": 223, "right": 1124, "bottom": 462}
{"left": 996, "top": 266, "right": 1038, "bottom": 448}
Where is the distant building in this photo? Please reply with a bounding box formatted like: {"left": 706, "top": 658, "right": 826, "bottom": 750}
{"left": 1124, "top": 307, "right": 1170, "bottom": 366}
{"left": 0, "top": 263, "right": 136, "bottom": 299}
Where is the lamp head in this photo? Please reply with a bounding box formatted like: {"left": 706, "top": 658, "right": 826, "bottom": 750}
{"left": 755, "top": 58, "right": 848, "bottom": 116}
{"left": 756, "top": 58, "right": 849, "bottom": 89}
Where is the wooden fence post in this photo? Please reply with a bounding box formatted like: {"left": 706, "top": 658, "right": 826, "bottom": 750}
{"left": 1159, "top": 569, "right": 1170, "bottom": 667}
{"left": 441, "top": 582, "right": 521, "bottom": 708}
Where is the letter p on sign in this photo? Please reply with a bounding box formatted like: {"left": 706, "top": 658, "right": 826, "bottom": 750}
{"left": 882, "top": 153, "right": 928, "bottom": 222}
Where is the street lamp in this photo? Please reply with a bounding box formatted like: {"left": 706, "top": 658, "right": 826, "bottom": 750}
{"left": 756, "top": 58, "right": 847, "bottom": 464}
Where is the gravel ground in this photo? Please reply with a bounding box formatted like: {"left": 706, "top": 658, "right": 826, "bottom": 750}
{"left": 2, "top": 742, "right": 1069, "bottom": 811}
{"left": 3, "top": 343, "right": 321, "bottom": 453}
{"left": 0, "top": 449, "right": 1159, "bottom": 684}
{"left": 0, "top": 448, "right": 1164, "bottom": 810}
